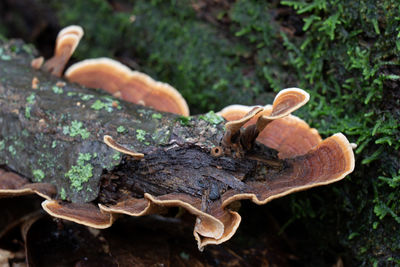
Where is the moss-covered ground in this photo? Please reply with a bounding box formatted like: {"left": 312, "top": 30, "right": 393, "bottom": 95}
{"left": 1, "top": 0, "right": 399, "bottom": 265}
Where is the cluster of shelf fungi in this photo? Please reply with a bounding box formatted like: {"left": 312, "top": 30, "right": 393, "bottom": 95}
{"left": 0, "top": 25, "right": 355, "bottom": 257}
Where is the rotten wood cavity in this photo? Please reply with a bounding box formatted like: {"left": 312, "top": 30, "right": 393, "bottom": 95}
{"left": 0, "top": 40, "right": 285, "bottom": 204}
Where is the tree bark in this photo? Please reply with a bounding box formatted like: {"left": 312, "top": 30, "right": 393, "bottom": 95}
{"left": 0, "top": 40, "right": 282, "bottom": 204}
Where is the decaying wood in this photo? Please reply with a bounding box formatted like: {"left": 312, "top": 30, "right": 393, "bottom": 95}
{"left": 0, "top": 40, "right": 282, "bottom": 204}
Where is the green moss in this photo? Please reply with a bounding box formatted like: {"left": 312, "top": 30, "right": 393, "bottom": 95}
{"left": 117, "top": 125, "right": 126, "bottom": 133}
{"left": 52, "top": 86, "right": 63, "bottom": 94}
{"left": 59, "top": 188, "right": 67, "bottom": 200}
{"left": 136, "top": 129, "right": 147, "bottom": 142}
{"left": 176, "top": 116, "right": 192, "bottom": 126}
{"left": 199, "top": 111, "right": 224, "bottom": 125}
{"left": 0, "top": 140, "right": 4, "bottom": 150}
{"left": 63, "top": 120, "right": 90, "bottom": 139}
{"left": 32, "top": 169, "right": 45, "bottom": 182}
{"left": 65, "top": 153, "right": 93, "bottom": 191}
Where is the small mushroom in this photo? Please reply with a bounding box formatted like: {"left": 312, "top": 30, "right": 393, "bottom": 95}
{"left": 43, "top": 25, "right": 84, "bottom": 76}
{"left": 218, "top": 89, "right": 321, "bottom": 158}
{"left": 222, "top": 106, "right": 263, "bottom": 150}
{"left": 31, "top": 57, "right": 44, "bottom": 69}
{"left": 65, "top": 58, "right": 189, "bottom": 116}
{"left": 222, "top": 88, "right": 310, "bottom": 152}
{"left": 103, "top": 135, "right": 144, "bottom": 159}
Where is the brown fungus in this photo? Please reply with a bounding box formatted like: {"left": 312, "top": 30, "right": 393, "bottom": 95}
{"left": 43, "top": 25, "right": 84, "bottom": 76}
{"left": 104, "top": 135, "right": 144, "bottom": 159}
{"left": 0, "top": 169, "right": 56, "bottom": 200}
{"left": 65, "top": 58, "right": 189, "bottom": 116}
{"left": 41, "top": 200, "right": 114, "bottom": 229}
{"left": 222, "top": 88, "right": 310, "bottom": 153}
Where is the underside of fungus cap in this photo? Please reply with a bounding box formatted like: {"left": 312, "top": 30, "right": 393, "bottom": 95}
{"left": 98, "top": 192, "right": 243, "bottom": 251}
{"left": 65, "top": 58, "right": 190, "bottom": 116}
{"left": 0, "top": 169, "right": 57, "bottom": 200}
{"left": 41, "top": 200, "right": 114, "bottom": 229}
{"left": 43, "top": 25, "right": 84, "bottom": 77}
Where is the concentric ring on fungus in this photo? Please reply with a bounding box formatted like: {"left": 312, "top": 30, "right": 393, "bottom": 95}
{"left": 65, "top": 58, "right": 189, "bottom": 116}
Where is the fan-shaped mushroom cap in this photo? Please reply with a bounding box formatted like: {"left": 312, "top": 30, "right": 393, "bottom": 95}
{"left": 265, "top": 88, "right": 309, "bottom": 120}
{"left": 218, "top": 104, "right": 256, "bottom": 121}
{"left": 65, "top": 58, "right": 189, "bottom": 116}
{"left": 43, "top": 25, "right": 84, "bottom": 77}
{"left": 0, "top": 170, "right": 56, "bottom": 200}
{"left": 41, "top": 200, "right": 114, "bottom": 229}
{"left": 221, "top": 133, "right": 355, "bottom": 207}
{"left": 257, "top": 106, "right": 322, "bottom": 158}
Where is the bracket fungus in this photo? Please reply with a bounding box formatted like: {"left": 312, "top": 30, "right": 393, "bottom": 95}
{"left": 42, "top": 25, "right": 84, "bottom": 77}
{"left": 64, "top": 58, "right": 190, "bottom": 116}
{"left": 0, "top": 25, "right": 355, "bottom": 251}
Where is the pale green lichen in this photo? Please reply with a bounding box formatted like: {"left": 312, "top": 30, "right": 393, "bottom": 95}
{"left": 26, "top": 93, "right": 35, "bottom": 104}
{"left": 199, "top": 111, "right": 224, "bottom": 125}
{"left": 136, "top": 129, "right": 147, "bottom": 142}
{"left": 91, "top": 97, "right": 121, "bottom": 112}
{"left": 117, "top": 126, "right": 126, "bottom": 133}
{"left": 8, "top": 146, "right": 16, "bottom": 156}
{"left": 22, "top": 44, "right": 34, "bottom": 55}
{"left": 67, "top": 92, "right": 77, "bottom": 96}
{"left": 63, "top": 120, "right": 90, "bottom": 139}
{"left": 0, "top": 140, "right": 4, "bottom": 150}
{"left": 25, "top": 107, "right": 31, "bottom": 119}
{"left": 32, "top": 169, "right": 45, "bottom": 182}
{"left": 51, "top": 140, "right": 57, "bottom": 148}
{"left": 25, "top": 93, "right": 36, "bottom": 119}
{"left": 80, "top": 94, "right": 94, "bottom": 101}
{"left": 152, "top": 128, "right": 170, "bottom": 144}
{"left": 52, "top": 86, "right": 63, "bottom": 94}
{"left": 0, "top": 55, "right": 11, "bottom": 61}
{"left": 152, "top": 113, "right": 163, "bottom": 119}
{"left": 65, "top": 153, "right": 93, "bottom": 191}
{"left": 91, "top": 99, "right": 106, "bottom": 110}
{"left": 112, "top": 151, "right": 121, "bottom": 161}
